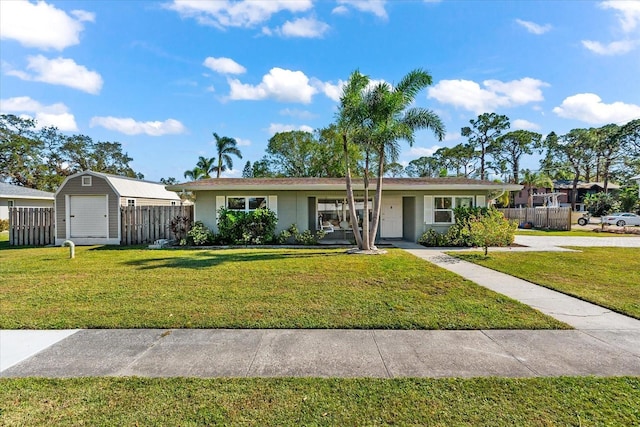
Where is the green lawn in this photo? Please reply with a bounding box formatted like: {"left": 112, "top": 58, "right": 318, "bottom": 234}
{"left": 1, "top": 377, "right": 638, "bottom": 426}
{"left": 0, "top": 246, "right": 566, "bottom": 330}
{"left": 453, "top": 247, "right": 640, "bottom": 319}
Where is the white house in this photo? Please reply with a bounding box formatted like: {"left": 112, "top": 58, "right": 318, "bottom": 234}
{"left": 0, "top": 182, "right": 54, "bottom": 220}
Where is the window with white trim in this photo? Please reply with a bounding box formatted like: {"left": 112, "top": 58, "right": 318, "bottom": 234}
{"left": 433, "top": 196, "right": 475, "bottom": 224}
{"left": 81, "top": 176, "right": 92, "bottom": 186}
{"left": 127, "top": 199, "right": 136, "bottom": 207}
{"left": 227, "top": 196, "right": 267, "bottom": 212}
{"left": 7, "top": 200, "right": 14, "bottom": 208}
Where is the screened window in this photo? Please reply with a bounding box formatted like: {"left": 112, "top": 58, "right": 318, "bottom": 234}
{"left": 227, "top": 196, "right": 267, "bottom": 212}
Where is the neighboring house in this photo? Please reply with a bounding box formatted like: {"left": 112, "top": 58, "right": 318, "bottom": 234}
{"left": 55, "top": 171, "right": 182, "bottom": 245}
{"left": 167, "top": 177, "right": 522, "bottom": 242}
{"left": 553, "top": 181, "right": 620, "bottom": 211}
{"left": 0, "top": 182, "right": 54, "bottom": 220}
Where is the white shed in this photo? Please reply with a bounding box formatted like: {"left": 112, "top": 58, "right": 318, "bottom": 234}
{"left": 55, "top": 171, "right": 182, "bottom": 245}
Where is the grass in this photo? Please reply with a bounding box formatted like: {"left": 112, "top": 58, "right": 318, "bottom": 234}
{"left": 1, "top": 377, "right": 638, "bottom": 426}
{"left": 515, "top": 228, "right": 637, "bottom": 237}
{"left": 453, "top": 247, "right": 640, "bottom": 319}
{"left": 0, "top": 246, "right": 566, "bottom": 330}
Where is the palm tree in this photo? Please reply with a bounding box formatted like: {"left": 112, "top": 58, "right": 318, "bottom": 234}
{"left": 183, "top": 166, "right": 206, "bottom": 181}
{"left": 213, "top": 132, "right": 243, "bottom": 178}
{"left": 195, "top": 156, "right": 216, "bottom": 179}
{"left": 521, "top": 169, "right": 554, "bottom": 207}
{"left": 337, "top": 69, "right": 444, "bottom": 251}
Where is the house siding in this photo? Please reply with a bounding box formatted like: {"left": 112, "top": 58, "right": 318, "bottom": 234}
{"left": 119, "top": 197, "right": 178, "bottom": 207}
{"left": 56, "top": 175, "right": 119, "bottom": 239}
{"left": 1, "top": 197, "right": 54, "bottom": 220}
{"left": 194, "top": 188, "right": 493, "bottom": 242}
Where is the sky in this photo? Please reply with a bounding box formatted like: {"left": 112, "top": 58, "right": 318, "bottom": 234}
{"left": 1, "top": 0, "right": 639, "bottom": 183}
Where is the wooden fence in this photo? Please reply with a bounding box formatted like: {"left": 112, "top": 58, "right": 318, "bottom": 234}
{"left": 499, "top": 207, "right": 572, "bottom": 231}
{"left": 8, "top": 207, "right": 55, "bottom": 246}
{"left": 120, "top": 205, "right": 193, "bottom": 245}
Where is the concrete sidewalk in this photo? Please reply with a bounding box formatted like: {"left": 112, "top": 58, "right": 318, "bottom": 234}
{"left": 1, "top": 328, "right": 639, "bottom": 378}
{"left": 1, "top": 236, "right": 639, "bottom": 378}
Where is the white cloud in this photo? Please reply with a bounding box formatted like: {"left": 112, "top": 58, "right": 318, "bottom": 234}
{"left": 268, "top": 123, "right": 314, "bottom": 135}
{"left": 331, "top": 5, "right": 349, "bottom": 14}
{"left": 228, "top": 67, "right": 318, "bottom": 103}
{"left": 277, "top": 17, "right": 330, "bottom": 38}
{"left": 0, "top": 96, "right": 78, "bottom": 131}
{"left": 427, "top": 78, "right": 549, "bottom": 114}
{"left": 408, "top": 145, "right": 442, "bottom": 157}
{"left": 167, "top": 0, "right": 313, "bottom": 28}
{"left": 581, "top": 39, "right": 639, "bottom": 55}
{"left": 235, "top": 137, "right": 252, "bottom": 146}
{"left": 312, "top": 79, "right": 346, "bottom": 102}
{"left": 7, "top": 55, "right": 103, "bottom": 94}
{"left": 0, "top": 0, "right": 94, "bottom": 50}
{"left": 600, "top": 0, "right": 640, "bottom": 33}
{"left": 552, "top": 93, "right": 640, "bottom": 125}
{"left": 90, "top": 116, "right": 187, "bottom": 136}
{"left": 336, "top": 0, "right": 388, "bottom": 19}
{"left": 512, "top": 119, "right": 541, "bottom": 130}
{"left": 515, "top": 19, "right": 551, "bottom": 35}
{"left": 203, "top": 56, "right": 246, "bottom": 74}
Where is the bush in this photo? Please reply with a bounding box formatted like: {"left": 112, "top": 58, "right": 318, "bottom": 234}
{"left": 170, "top": 215, "right": 191, "bottom": 242}
{"left": 583, "top": 192, "right": 619, "bottom": 217}
{"left": 418, "top": 206, "right": 516, "bottom": 252}
{"left": 0, "top": 219, "right": 8, "bottom": 232}
{"left": 186, "top": 221, "right": 214, "bottom": 246}
{"left": 217, "top": 207, "right": 278, "bottom": 245}
{"left": 286, "top": 224, "right": 326, "bottom": 245}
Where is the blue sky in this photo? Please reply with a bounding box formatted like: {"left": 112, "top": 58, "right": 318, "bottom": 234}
{"left": 1, "top": 0, "right": 639, "bottom": 182}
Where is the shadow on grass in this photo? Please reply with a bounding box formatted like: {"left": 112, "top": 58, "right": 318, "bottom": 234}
{"left": 120, "top": 249, "right": 344, "bottom": 270}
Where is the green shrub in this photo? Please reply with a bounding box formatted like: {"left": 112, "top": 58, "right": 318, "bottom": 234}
{"left": 0, "top": 219, "right": 8, "bottom": 232}
{"left": 217, "top": 207, "right": 278, "bottom": 245}
{"left": 583, "top": 193, "right": 619, "bottom": 216}
{"left": 286, "top": 224, "right": 326, "bottom": 245}
{"left": 186, "top": 221, "right": 214, "bottom": 246}
{"left": 418, "top": 206, "right": 516, "bottom": 251}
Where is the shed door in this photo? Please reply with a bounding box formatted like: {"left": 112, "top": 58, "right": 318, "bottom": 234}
{"left": 69, "top": 195, "right": 108, "bottom": 238}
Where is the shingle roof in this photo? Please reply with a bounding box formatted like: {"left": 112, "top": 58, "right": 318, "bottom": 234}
{"left": 167, "top": 177, "right": 522, "bottom": 192}
{"left": 0, "top": 182, "right": 55, "bottom": 199}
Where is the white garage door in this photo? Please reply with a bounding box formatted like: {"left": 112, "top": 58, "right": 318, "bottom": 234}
{"left": 69, "top": 195, "right": 108, "bottom": 238}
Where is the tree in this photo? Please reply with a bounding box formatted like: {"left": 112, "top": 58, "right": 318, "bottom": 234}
{"left": 461, "top": 113, "right": 510, "bottom": 180}
{"left": 160, "top": 177, "right": 178, "bottom": 185}
{"left": 1, "top": 114, "right": 141, "bottom": 191}
{"left": 405, "top": 155, "right": 443, "bottom": 178}
{"left": 384, "top": 162, "right": 404, "bottom": 177}
{"left": 492, "top": 130, "right": 542, "bottom": 183}
{"left": 592, "top": 123, "right": 623, "bottom": 193}
{"left": 437, "top": 144, "right": 476, "bottom": 177}
{"left": 520, "top": 169, "right": 553, "bottom": 207}
{"left": 265, "top": 131, "right": 316, "bottom": 177}
{"left": 183, "top": 167, "right": 206, "bottom": 181}
{"left": 337, "top": 69, "right": 444, "bottom": 251}
{"left": 242, "top": 161, "right": 253, "bottom": 178}
{"left": 213, "top": 132, "right": 242, "bottom": 178}
{"left": 194, "top": 156, "right": 216, "bottom": 179}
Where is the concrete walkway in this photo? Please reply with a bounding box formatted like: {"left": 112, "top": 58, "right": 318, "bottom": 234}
{"left": 1, "top": 236, "right": 639, "bottom": 378}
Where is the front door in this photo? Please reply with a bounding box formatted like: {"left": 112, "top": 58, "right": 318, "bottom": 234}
{"left": 380, "top": 196, "right": 402, "bottom": 238}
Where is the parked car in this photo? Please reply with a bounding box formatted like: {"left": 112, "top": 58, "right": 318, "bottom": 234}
{"left": 601, "top": 212, "right": 640, "bottom": 227}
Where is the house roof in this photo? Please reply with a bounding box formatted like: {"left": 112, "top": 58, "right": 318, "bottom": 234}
{"left": 0, "top": 182, "right": 55, "bottom": 200}
{"left": 58, "top": 171, "right": 181, "bottom": 200}
{"left": 631, "top": 175, "right": 640, "bottom": 180}
{"left": 553, "top": 180, "right": 621, "bottom": 190}
{"left": 167, "top": 177, "right": 523, "bottom": 192}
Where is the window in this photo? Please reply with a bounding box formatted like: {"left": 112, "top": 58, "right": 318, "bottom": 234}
{"left": 7, "top": 200, "right": 14, "bottom": 208}
{"left": 81, "top": 176, "right": 92, "bottom": 186}
{"left": 171, "top": 201, "right": 176, "bottom": 206}
{"left": 127, "top": 199, "right": 136, "bottom": 207}
{"left": 227, "top": 196, "right": 267, "bottom": 212}
{"left": 433, "top": 196, "right": 474, "bottom": 224}
{"left": 317, "top": 198, "right": 372, "bottom": 229}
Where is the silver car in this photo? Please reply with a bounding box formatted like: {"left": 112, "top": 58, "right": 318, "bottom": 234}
{"left": 602, "top": 212, "right": 640, "bottom": 227}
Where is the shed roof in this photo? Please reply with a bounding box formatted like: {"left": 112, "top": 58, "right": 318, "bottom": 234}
{"left": 0, "top": 182, "right": 55, "bottom": 200}
{"left": 60, "top": 171, "right": 181, "bottom": 200}
{"left": 167, "top": 177, "right": 522, "bottom": 192}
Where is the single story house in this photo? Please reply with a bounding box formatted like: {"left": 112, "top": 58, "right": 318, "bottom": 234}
{"left": 55, "top": 171, "right": 182, "bottom": 245}
{"left": 0, "top": 182, "right": 54, "bottom": 220}
{"left": 167, "top": 177, "right": 522, "bottom": 242}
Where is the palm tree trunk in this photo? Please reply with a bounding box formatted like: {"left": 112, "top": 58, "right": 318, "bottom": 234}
{"left": 369, "top": 152, "right": 385, "bottom": 247}
{"left": 343, "top": 134, "right": 363, "bottom": 248}
{"left": 361, "top": 151, "right": 371, "bottom": 250}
